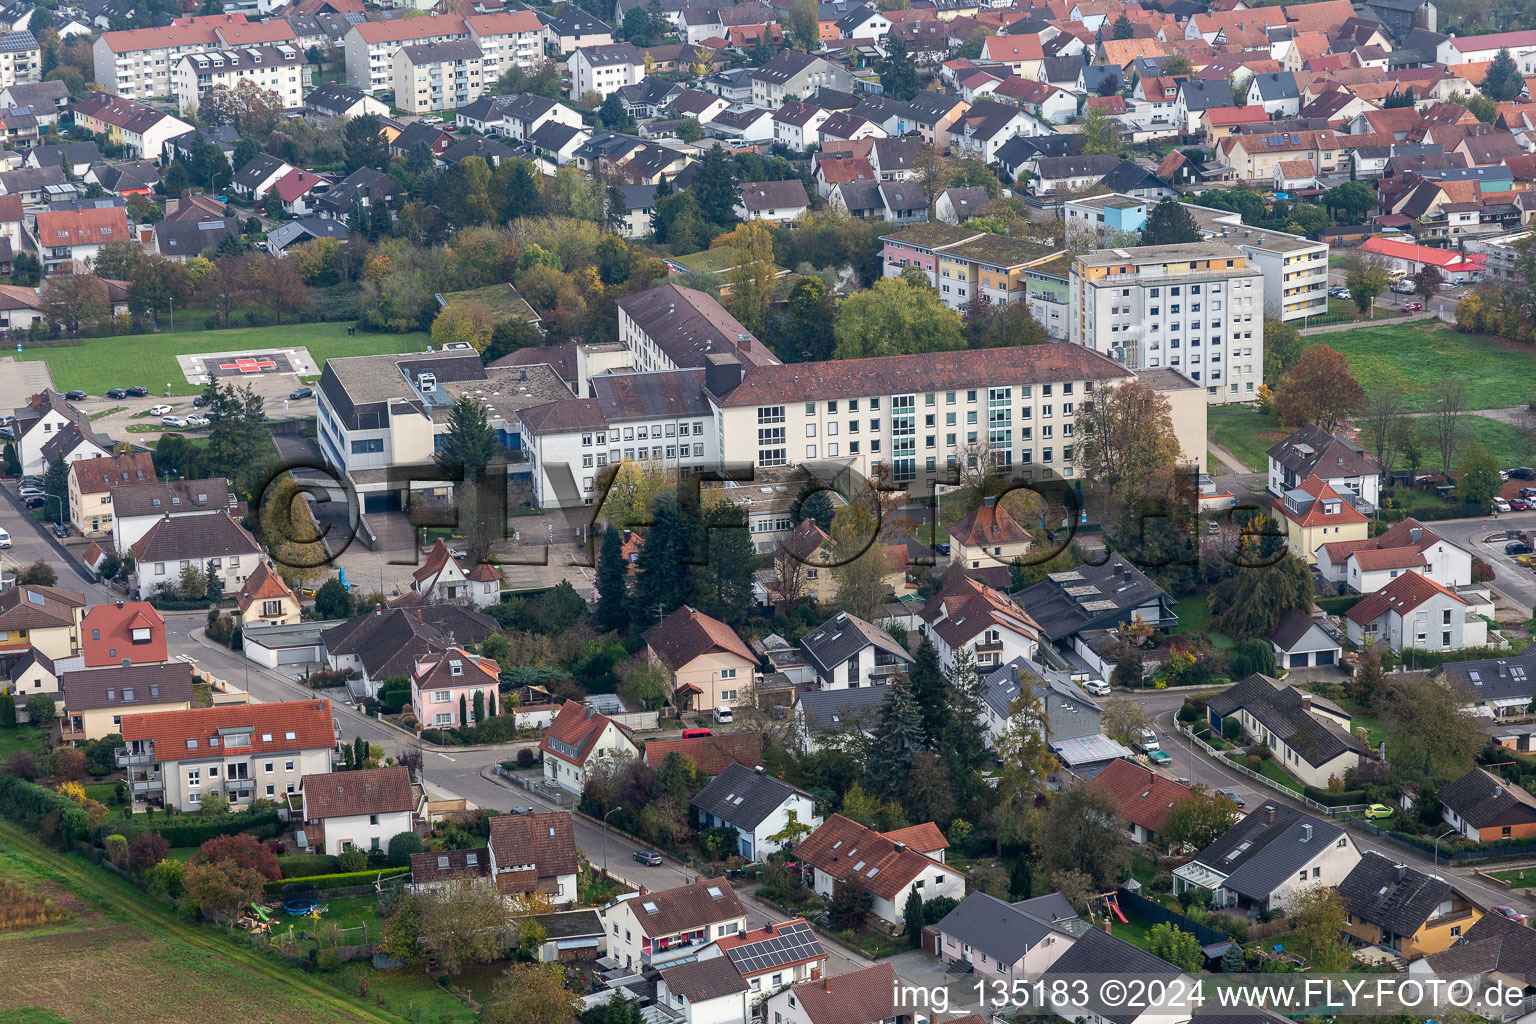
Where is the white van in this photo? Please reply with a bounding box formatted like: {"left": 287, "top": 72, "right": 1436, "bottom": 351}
{"left": 0, "top": 528, "right": 11, "bottom": 548}
{"left": 1136, "top": 728, "right": 1160, "bottom": 753}
{"left": 713, "top": 706, "right": 734, "bottom": 724}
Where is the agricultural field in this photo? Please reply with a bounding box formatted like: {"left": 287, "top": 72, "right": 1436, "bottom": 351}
{"left": 18, "top": 324, "right": 428, "bottom": 397}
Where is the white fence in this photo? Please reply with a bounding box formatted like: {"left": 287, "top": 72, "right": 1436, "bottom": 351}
{"left": 1177, "top": 723, "right": 1367, "bottom": 816}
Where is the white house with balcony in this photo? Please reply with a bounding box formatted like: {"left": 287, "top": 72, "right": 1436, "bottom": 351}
{"left": 605, "top": 877, "right": 748, "bottom": 972}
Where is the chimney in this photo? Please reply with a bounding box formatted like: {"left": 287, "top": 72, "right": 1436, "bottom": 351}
{"left": 1264, "top": 805, "right": 1276, "bottom": 824}
{"left": 755, "top": 765, "right": 766, "bottom": 774}
{"left": 1394, "top": 864, "right": 1406, "bottom": 882}
{"left": 1103, "top": 916, "right": 1113, "bottom": 934}
{"left": 638, "top": 885, "right": 647, "bottom": 896}
{"left": 824, "top": 977, "right": 831, "bottom": 992}
{"left": 704, "top": 352, "right": 744, "bottom": 397}
{"left": 893, "top": 841, "right": 906, "bottom": 852}
{"left": 117, "top": 600, "right": 124, "bottom": 609}
{"left": 1410, "top": 527, "right": 1422, "bottom": 544}
{"left": 1300, "top": 693, "right": 1313, "bottom": 711}
{"left": 1301, "top": 823, "right": 1313, "bottom": 842}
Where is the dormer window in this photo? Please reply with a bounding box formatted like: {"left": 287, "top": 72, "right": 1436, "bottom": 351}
{"left": 449, "top": 660, "right": 463, "bottom": 677}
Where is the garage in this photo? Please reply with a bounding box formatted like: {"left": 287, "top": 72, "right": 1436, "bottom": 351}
{"left": 242, "top": 620, "right": 345, "bottom": 669}
{"left": 1267, "top": 609, "right": 1343, "bottom": 671}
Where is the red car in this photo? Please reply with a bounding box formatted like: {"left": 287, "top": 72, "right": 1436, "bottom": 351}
{"left": 1513, "top": 499, "right": 1531, "bottom": 512}
{"left": 1400, "top": 301, "right": 1424, "bottom": 312}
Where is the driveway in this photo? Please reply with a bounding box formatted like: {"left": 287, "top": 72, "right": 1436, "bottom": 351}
{"left": 887, "top": 949, "right": 986, "bottom": 1016}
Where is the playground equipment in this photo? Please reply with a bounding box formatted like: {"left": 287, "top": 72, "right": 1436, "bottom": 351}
{"left": 1100, "top": 892, "right": 1128, "bottom": 923}
{"left": 284, "top": 897, "right": 319, "bottom": 916}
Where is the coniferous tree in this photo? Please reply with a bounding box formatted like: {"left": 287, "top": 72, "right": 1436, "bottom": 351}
{"left": 633, "top": 492, "right": 698, "bottom": 624}
{"left": 1482, "top": 47, "right": 1523, "bottom": 102}
{"left": 903, "top": 888, "right": 925, "bottom": 946}
{"left": 692, "top": 146, "right": 741, "bottom": 229}
{"left": 866, "top": 672, "right": 924, "bottom": 799}
{"left": 594, "top": 527, "right": 630, "bottom": 633}
{"left": 1140, "top": 197, "right": 1202, "bottom": 246}
{"left": 907, "top": 639, "right": 947, "bottom": 748}
{"left": 695, "top": 498, "right": 756, "bottom": 627}
{"left": 876, "top": 36, "right": 918, "bottom": 100}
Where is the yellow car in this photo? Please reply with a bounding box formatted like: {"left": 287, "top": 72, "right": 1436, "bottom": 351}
{"left": 1363, "top": 804, "right": 1393, "bottom": 820}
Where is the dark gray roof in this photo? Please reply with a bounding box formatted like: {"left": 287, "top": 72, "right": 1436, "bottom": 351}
{"left": 440, "top": 136, "right": 515, "bottom": 166}
{"left": 1206, "top": 674, "right": 1365, "bottom": 768}
{"left": 1101, "top": 160, "right": 1168, "bottom": 194}
{"left": 798, "top": 612, "right": 910, "bottom": 680}
{"left": 321, "top": 605, "right": 498, "bottom": 680}
{"left": 1422, "top": 913, "right": 1536, "bottom": 979}
{"left": 981, "top": 656, "right": 1100, "bottom": 724}
{"left": 1438, "top": 767, "right": 1536, "bottom": 829}
{"left": 1266, "top": 609, "right": 1337, "bottom": 653}
{"left": 1017, "top": 555, "right": 1173, "bottom": 642}
{"left": 232, "top": 153, "right": 287, "bottom": 191}
{"left": 401, "top": 38, "right": 483, "bottom": 64}
{"left": 1180, "top": 79, "right": 1234, "bottom": 111}
{"left": 527, "top": 909, "right": 605, "bottom": 939}
{"left": 528, "top": 121, "right": 585, "bottom": 152}
{"left": 659, "top": 957, "right": 748, "bottom": 1002}
{"left": 518, "top": 367, "right": 714, "bottom": 434}
{"left": 752, "top": 49, "right": 819, "bottom": 85}
{"left": 1034, "top": 153, "right": 1122, "bottom": 179}
{"left": 1433, "top": 648, "right": 1536, "bottom": 703}
{"left": 937, "top": 890, "right": 1083, "bottom": 965}
{"left": 1250, "top": 72, "right": 1300, "bottom": 101}
{"left": 267, "top": 218, "right": 349, "bottom": 251}
{"left": 154, "top": 217, "right": 234, "bottom": 257}
{"left": 61, "top": 662, "right": 194, "bottom": 712}
{"left": 1338, "top": 851, "right": 1461, "bottom": 936}
{"left": 614, "top": 183, "right": 658, "bottom": 211}
{"left": 691, "top": 762, "right": 812, "bottom": 831}
{"left": 1079, "top": 64, "right": 1123, "bottom": 91}
{"left": 1039, "top": 928, "right": 1188, "bottom": 1022}
{"left": 305, "top": 82, "right": 371, "bottom": 115}
{"left": 1042, "top": 55, "right": 1086, "bottom": 83}
{"left": 796, "top": 686, "right": 890, "bottom": 737}
{"left": 1189, "top": 804, "right": 1345, "bottom": 900}
{"left": 738, "top": 179, "right": 808, "bottom": 212}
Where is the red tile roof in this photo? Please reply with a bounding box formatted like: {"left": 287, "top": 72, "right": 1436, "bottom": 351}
{"left": 538, "top": 699, "right": 634, "bottom": 767}
{"left": 121, "top": 698, "right": 336, "bottom": 762}
{"left": 302, "top": 765, "right": 414, "bottom": 820}
{"left": 1272, "top": 475, "right": 1370, "bottom": 528}
{"left": 352, "top": 13, "right": 465, "bottom": 43}
{"left": 488, "top": 810, "right": 579, "bottom": 879}
{"left": 643, "top": 733, "right": 763, "bottom": 775}
{"left": 235, "top": 561, "right": 299, "bottom": 614}
{"left": 624, "top": 876, "right": 746, "bottom": 937}
{"left": 787, "top": 963, "right": 902, "bottom": 1024}
{"left": 1087, "top": 759, "right": 1194, "bottom": 834}
{"left": 272, "top": 168, "right": 326, "bottom": 203}
{"left": 792, "top": 814, "right": 960, "bottom": 901}
{"left": 35, "top": 207, "right": 129, "bottom": 248}
{"left": 81, "top": 601, "right": 166, "bottom": 668}
{"left": 68, "top": 450, "right": 154, "bottom": 494}
{"left": 1347, "top": 570, "right": 1467, "bottom": 625}
{"left": 881, "top": 822, "right": 948, "bottom": 855}
{"left": 949, "top": 498, "right": 1032, "bottom": 549}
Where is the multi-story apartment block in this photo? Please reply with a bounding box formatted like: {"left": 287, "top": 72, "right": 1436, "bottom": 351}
{"left": 117, "top": 698, "right": 339, "bottom": 812}
{"left": 934, "top": 234, "right": 1060, "bottom": 311}
{"left": 0, "top": 31, "right": 39, "bottom": 90}
{"left": 749, "top": 50, "right": 852, "bottom": 109}
{"left": 465, "top": 11, "right": 544, "bottom": 81}
{"left": 94, "top": 14, "right": 296, "bottom": 99}
{"left": 616, "top": 283, "right": 781, "bottom": 375}
{"left": 173, "top": 44, "right": 307, "bottom": 116}
{"left": 1069, "top": 241, "right": 1265, "bottom": 403}
{"left": 392, "top": 39, "right": 485, "bottom": 114}
{"left": 343, "top": 14, "right": 467, "bottom": 95}
{"left": 566, "top": 42, "right": 643, "bottom": 101}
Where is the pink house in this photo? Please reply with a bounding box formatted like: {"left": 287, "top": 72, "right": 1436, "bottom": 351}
{"left": 879, "top": 223, "right": 985, "bottom": 287}
{"left": 410, "top": 647, "right": 500, "bottom": 730}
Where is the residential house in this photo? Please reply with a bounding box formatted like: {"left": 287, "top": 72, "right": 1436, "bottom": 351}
{"left": 234, "top": 561, "right": 302, "bottom": 630}
{"left": 1206, "top": 673, "right": 1368, "bottom": 789}
{"left": 1217, "top": 128, "right": 1344, "bottom": 182}
{"left": 773, "top": 101, "right": 830, "bottom": 153}
{"left": 300, "top": 765, "right": 415, "bottom": 855}
{"left": 734, "top": 179, "right": 809, "bottom": 225}
{"left": 1018, "top": 554, "right": 1179, "bottom": 663}
{"left": 1410, "top": 912, "right": 1536, "bottom": 993}
{"left": 409, "top": 847, "right": 490, "bottom": 892}
{"left": 538, "top": 698, "right": 640, "bottom": 794}
{"left": 934, "top": 891, "right": 1085, "bottom": 983}
{"left": 541, "top": 9, "right": 613, "bottom": 55}
{"left": 320, "top": 604, "right": 499, "bottom": 698}
{"left": 80, "top": 601, "right": 166, "bottom": 669}
{"left": 1173, "top": 803, "right": 1362, "bottom": 911}
{"left": 1345, "top": 571, "right": 1490, "bottom": 654}
{"left": 920, "top": 575, "right": 1043, "bottom": 672}
{"left": 750, "top": 51, "right": 852, "bottom": 109}
{"left": 1088, "top": 759, "right": 1197, "bottom": 845}
{"left": 410, "top": 647, "right": 500, "bottom": 730}
{"left": 934, "top": 186, "right": 990, "bottom": 226}
{"left": 35, "top": 206, "right": 131, "bottom": 274}
{"left": 1030, "top": 153, "right": 1124, "bottom": 194}
{"left": 129, "top": 509, "right": 265, "bottom": 598}
{"left": 117, "top": 698, "right": 338, "bottom": 811}
{"left": 0, "top": 284, "right": 41, "bottom": 328}
{"left": 692, "top": 762, "right": 820, "bottom": 859}
{"left": 26, "top": 141, "right": 102, "bottom": 178}
{"left": 1339, "top": 851, "right": 1483, "bottom": 959}
{"left": 72, "top": 91, "right": 191, "bottom": 160}
{"left": 1439, "top": 767, "right": 1536, "bottom": 843}
{"left": 716, "top": 919, "right": 829, "bottom": 1005}
{"left": 1036, "top": 926, "right": 1199, "bottom": 1021}
{"left": 981, "top": 34, "right": 1044, "bottom": 78}
{"left": 948, "top": 495, "right": 1032, "bottom": 570}
{"left": 605, "top": 876, "right": 748, "bottom": 971}
{"left": 764, "top": 964, "right": 920, "bottom": 1024}
{"left": 1271, "top": 474, "right": 1372, "bottom": 564}
{"left": 793, "top": 686, "right": 892, "bottom": 754}
{"left": 1266, "top": 425, "right": 1382, "bottom": 507}
{"left": 270, "top": 169, "right": 330, "bottom": 217}
{"left": 487, "top": 810, "right": 579, "bottom": 906}
{"left": 978, "top": 657, "right": 1113, "bottom": 762}
{"left": 641, "top": 733, "right": 763, "bottom": 776}
{"left": 173, "top": 44, "right": 307, "bottom": 117}
{"left": 1176, "top": 79, "right": 1236, "bottom": 132}
{"left": 0, "top": 585, "right": 83, "bottom": 663}
{"left": 1434, "top": 648, "right": 1536, "bottom": 721}
{"left": 643, "top": 605, "right": 757, "bottom": 714}
{"left": 1265, "top": 608, "right": 1342, "bottom": 670}
{"left": 59, "top": 662, "right": 193, "bottom": 743}
{"left": 567, "top": 42, "right": 643, "bottom": 101}
{"left": 404, "top": 538, "right": 503, "bottom": 609}
{"left": 798, "top": 611, "right": 911, "bottom": 690}
{"left": 950, "top": 100, "right": 1041, "bottom": 165}
{"left": 109, "top": 476, "right": 239, "bottom": 552}
{"left": 304, "top": 81, "right": 390, "bottom": 120}
{"left": 393, "top": 39, "right": 487, "bottom": 115}
{"left": 152, "top": 217, "right": 236, "bottom": 260}
{"left": 1247, "top": 71, "right": 1302, "bottom": 117}
{"left": 1317, "top": 518, "right": 1473, "bottom": 594}
{"left": 7, "top": 649, "right": 61, "bottom": 707}
{"left": 793, "top": 814, "right": 965, "bottom": 927}
{"left": 655, "top": 957, "right": 751, "bottom": 1024}
{"left": 66, "top": 450, "right": 153, "bottom": 537}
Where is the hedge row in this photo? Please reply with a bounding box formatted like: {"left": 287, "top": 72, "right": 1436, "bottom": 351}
{"left": 1303, "top": 785, "right": 1368, "bottom": 807}
{"left": 278, "top": 853, "right": 341, "bottom": 878}
{"left": 1316, "top": 595, "right": 1363, "bottom": 615}
{"left": 263, "top": 866, "right": 410, "bottom": 894}
{"left": 151, "top": 810, "right": 283, "bottom": 848}
{"left": 0, "top": 773, "right": 89, "bottom": 844}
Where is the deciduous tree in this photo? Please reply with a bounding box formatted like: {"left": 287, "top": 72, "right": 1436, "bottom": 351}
{"left": 1161, "top": 788, "right": 1241, "bottom": 850}
{"left": 720, "top": 221, "right": 775, "bottom": 336}
{"left": 418, "top": 876, "right": 513, "bottom": 974}
{"left": 43, "top": 273, "right": 108, "bottom": 334}
{"left": 1430, "top": 378, "right": 1468, "bottom": 475}
{"left": 1272, "top": 344, "right": 1364, "bottom": 432}
{"left": 832, "top": 277, "right": 964, "bottom": 358}
{"left": 1038, "top": 781, "right": 1127, "bottom": 888}
{"left": 1456, "top": 440, "right": 1503, "bottom": 507}
{"left": 483, "top": 964, "right": 583, "bottom": 1024}
{"left": 1077, "top": 380, "right": 1181, "bottom": 510}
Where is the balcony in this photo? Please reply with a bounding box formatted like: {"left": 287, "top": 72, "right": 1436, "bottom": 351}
{"left": 642, "top": 933, "right": 710, "bottom": 968}
{"left": 116, "top": 747, "right": 154, "bottom": 767}
{"left": 131, "top": 778, "right": 164, "bottom": 794}
{"left": 225, "top": 777, "right": 255, "bottom": 794}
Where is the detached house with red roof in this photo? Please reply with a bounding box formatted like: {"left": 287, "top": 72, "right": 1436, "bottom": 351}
{"left": 606, "top": 876, "right": 749, "bottom": 971}
{"left": 235, "top": 561, "right": 302, "bottom": 628}
{"left": 1088, "top": 759, "right": 1197, "bottom": 844}
{"left": 271, "top": 168, "right": 332, "bottom": 217}
{"left": 118, "top": 698, "right": 338, "bottom": 811}
{"left": 1317, "top": 518, "right": 1474, "bottom": 595}
{"left": 947, "top": 495, "right": 1033, "bottom": 571}
{"left": 402, "top": 538, "right": 502, "bottom": 609}
{"left": 1270, "top": 475, "right": 1371, "bottom": 564}
{"left": 539, "top": 699, "right": 639, "bottom": 794}
{"left": 411, "top": 647, "right": 500, "bottom": 730}
{"left": 793, "top": 814, "right": 965, "bottom": 927}
{"left": 487, "top": 810, "right": 579, "bottom": 905}
{"left": 765, "top": 963, "right": 918, "bottom": 1024}
{"left": 35, "top": 205, "right": 131, "bottom": 275}
{"left": 80, "top": 600, "right": 166, "bottom": 668}
{"left": 919, "top": 575, "right": 1042, "bottom": 672}
{"left": 300, "top": 765, "right": 416, "bottom": 855}
{"left": 644, "top": 606, "right": 757, "bottom": 714}
{"left": 1346, "top": 571, "right": 1490, "bottom": 654}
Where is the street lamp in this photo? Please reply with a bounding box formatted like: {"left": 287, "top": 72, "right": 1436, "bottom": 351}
{"left": 1434, "top": 828, "right": 1457, "bottom": 869}
{"left": 602, "top": 805, "right": 619, "bottom": 873}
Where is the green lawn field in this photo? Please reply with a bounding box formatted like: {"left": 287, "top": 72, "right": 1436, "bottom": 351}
{"left": 19, "top": 324, "right": 429, "bottom": 396}
{"left": 1305, "top": 322, "right": 1536, "bottom": 412}
{"left": 1207, "top": 407, "right": 1289, "bottom": 473}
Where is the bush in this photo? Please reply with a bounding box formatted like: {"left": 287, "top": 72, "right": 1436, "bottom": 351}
{"left": 337, "top": 848, "right": 368, "bottom": 872}
{"left": 150, "top": 810, "right": 283, "bottom": 848}
{"left": 387, "top": 831, "right": 423, "bottom": 867}
{"left": 1222, "top": 718, "right": 1244, "bottom": 742}
{"left": 278, "top": 853, "right": 341, "bottom": 878}
{"left": 516, "top": 747, "right": 536, "bottom": 767}
{"left": 1317, "top": 595, "right": 1363, "bottom": 615}
{"left": 261, "top": 867, "right": 410, "bottom": 894}
{"left": 1302, "top": 785, "right": 1368, "bottom": 807}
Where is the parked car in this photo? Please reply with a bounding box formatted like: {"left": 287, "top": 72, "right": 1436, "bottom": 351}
{"left": 0, "top": 528, "right": 12, "bottom": 548}
{"left": 125, "top": 386, "right": 148, "bottom": 397}
{"left": 1080, "top": 679, "right": 1111, "bottom": 696}
{"left": 1136, "top": 728, "right": 1160, "bottom": 753}
{"left": 632, "top": 850, "right": 663, "bottom": 866}
{"left": 106, "top": 388, "right": 127, "bottom": 399}
{"left": 1510, "top": 468, "right": 1536, "bottom": 480}
{"left": 509, "top": 807, "right": 532, "bottom": 815}
{"left": 1506, "top": 542, "right": 1532, "bottom": 555}
{"left": 1216, "top": 788, "right": 1244, "bottom": 808}
{"left": 49, "top": 521, "right": 68, "bottom": 538}
{"left": 0, "top": 426, "right": 14, "bottom": 440}
{"left": 1391, "top": 279, "right": 1417, "bottom": 294}
{"left": 1494, "top": 497, "right": 1512, "bottom": 513}
{"left": 160, "top": 415, "right": 188, "bottom": 428}
{"left": 1328, "top": 286, "right": 1351, "bottom": 299}
{"left": 18, "top": 486, "right": 44, "bottom": 499}
{"left": 1400, "top": 301, "right": 1423, "bottom": 313}
{"left": 186, "top": 414, "right": 210, "bottom": 427}
{"left": 18, "top": 476, "right": 42, "bottom": 487}
{"left": 1493, "top": 905, "right": 1528, "bottom": 921}
{"left": 420, "top": 114, "right": 443, "bottom": 124}
{"left": 1363, "top": 804, "right": 1394, "bottom": 819}
{"left": 713, "top": 706, "right": 733, "bottom": 724}
{"left": 149, "top": 404, "right": 172, "bottom": 416}
{"left": 1513, "top": 499, "right": 1531, "bottom": 512}
{"left": 192, "top": 395, "right": 208, "bottom": 407}
{"left": 681, "top": 728, "right": 713, "bottom": 738}
{"left": 1520, "top": 487, "right": 1536, "bottom": 498}
{"left": 289, "top": 386, "right": 313, "bottom": 400}
{"left": 22, "top": 495, "right": 43, "bottom": 509}
{"left": 63, "top": 390, "right": 86, "bottom": 401}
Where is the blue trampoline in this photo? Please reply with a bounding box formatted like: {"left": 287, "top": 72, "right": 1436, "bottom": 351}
{"left": 285, "top": 898, "right": 318, "bottom": 916}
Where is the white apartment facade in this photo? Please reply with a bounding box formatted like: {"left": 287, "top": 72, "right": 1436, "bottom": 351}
{"left": 567, "top": 42, "right": 644, "bottom": 100}
{"left": 1069, "top": 241, "right": 1265, "bottom": 403}
{"left": 465, "top": 11, "right": 544, "bottom": 81}
{"left": 173, "top": 44, "right": 307, "bottom": 116}
{"left": 343, "top": 14, "right": 468, "bottom": 95}
{"left": 392, "top": 39, "right": 486, "bottom": 114}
